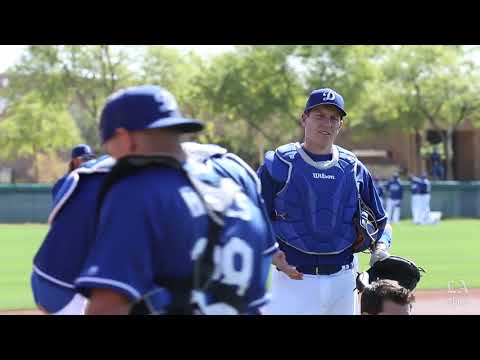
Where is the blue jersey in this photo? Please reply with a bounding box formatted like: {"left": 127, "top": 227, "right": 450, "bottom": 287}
{"left": 386, "top": 179, "right": 403, "bottom": 200}
{"left": 410, "top": 177, "right": 422, "bottom": 195}
{"left": 374, "top": 180, "right": 384, "bottom": 198}
{"left": 32, "top": 156, "right": 115, "bottom": 313}
{"left": 419, "top": 178, "right": 431, "bottom": 194}
{"left": 51, "top": 174, "right": 68, "bottom": 201}
{"left": 431, "top": 152, "right": 441, "bottom": 164}
{"left": 257, "top": 143, "right": 387, "bottom": 268}
{"left": 75, "top": 155, "right": 274, "bottom": 314}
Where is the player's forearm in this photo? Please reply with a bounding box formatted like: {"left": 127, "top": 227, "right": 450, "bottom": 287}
{"left": 85, "top": 289, "right": 132, "bottom": 315}
{"left": 86, "top": 301, "right": 131, "bottom": 315}
{"left": 376, "top": 223, "right": 392, "bottom": 248}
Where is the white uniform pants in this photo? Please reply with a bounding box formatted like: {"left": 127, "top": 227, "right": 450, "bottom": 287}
{"left": 52, "top": 294, "right": 87, "bottom": 315}
{"left": 419, "top": 194, "right": 431, "bottom": 224}
{"left": 411, "top": 194, "right": 422, "bottom": 224}
{"left": 386, "top": 198, "right": 401, "bottom": 223}
{"left": 262, "top": 266, "right": 357, "bottom": 315}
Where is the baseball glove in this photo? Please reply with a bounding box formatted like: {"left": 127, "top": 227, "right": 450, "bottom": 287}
{"left": 356, "top": 255, "right": 426, "bottom": 292}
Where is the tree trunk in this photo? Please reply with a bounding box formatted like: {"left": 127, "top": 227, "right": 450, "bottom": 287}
{"left": 257, "top": 132, "right": 265, "bottom": 166}
{"left": 33, "top": 149, "right": 39, "bottom": 183}
{"left": 445, "top": 125, "right": 455, "bottom": 180}
{"left": 414, "top": 129, "right": 422, "bottom": 175}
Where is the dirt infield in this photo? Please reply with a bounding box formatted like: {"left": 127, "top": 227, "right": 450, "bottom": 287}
{"left": 411, "top": 288, "right": 480, "bottom": 315}
{"left": 0, "top": 309, "right": 43, "bottom": 315}
{"left": 1, "top": 289, "right": 479, "bottom": 315}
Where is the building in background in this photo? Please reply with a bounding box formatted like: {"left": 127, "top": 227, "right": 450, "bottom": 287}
{"left": 337, "top": 123, "right": 480, "bottom": 181}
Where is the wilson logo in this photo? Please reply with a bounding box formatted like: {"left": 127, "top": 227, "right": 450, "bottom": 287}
{"left": 313, "top": 173, "right": 335, "bottom": 180}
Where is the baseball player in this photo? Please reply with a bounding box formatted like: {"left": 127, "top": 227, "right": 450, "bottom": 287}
{"left": 373, "top": 176, "right": 385, "bottom": 209}
{"left": 360, "top": 279, "right": 414, "bottom": 315}
{"left": 418, "top": 172, "right": 431, "bottom": 224}
{"left": 409, "top": 174, "right": 422, "bottom": 224}
{"left": 385, "top": 173, "right": 403, "bottom": 223}
{"left": 32, "top": 155, "right": 115, "bottom": 315}
{"left": 257, "top": 87, "right": 392, "bottom": 315}
{"left": 430, "top": 148, "right": 444, "bottom": 180}
{"left": 74, "top": 85, "right": 276, "bottom": 315}
{"left": 51, "top": 144, "right": 96, "bottom": 200}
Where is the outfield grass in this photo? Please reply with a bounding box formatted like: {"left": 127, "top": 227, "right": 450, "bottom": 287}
{"left": 356, "top": 219, "right": 480, "bottom": 290}
{"left": 0, "top": 224, "right": 47, "bottom": 310}
{"left": 0, "top": 220, "right": 479, "bottom": 310}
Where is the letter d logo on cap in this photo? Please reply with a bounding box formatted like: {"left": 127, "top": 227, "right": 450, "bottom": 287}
{"left": 323, "top": 90, "right": 336, "bottom": 101}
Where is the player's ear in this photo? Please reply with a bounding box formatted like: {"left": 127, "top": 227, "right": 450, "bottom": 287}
{"left": 300, "top": 112, "right": 308, "bottom": 128}
{"left": 115, "top": 128, "right": 135, "bottom": 153}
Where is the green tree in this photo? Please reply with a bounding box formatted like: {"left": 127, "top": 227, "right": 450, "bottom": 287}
{"left": 297, "top": 45, "right": 388, "bottom": 125}
{"left": 3, "top": 45, "right": 136, "bottom": 149}
{"left": 0, "top": 91, "right": 81, "bottom": 181}
{"left": 373, "top": 45, "right": 480, "bottom": 179}
{"left": 189, "top": 45, "right": 305, "bottom": 165}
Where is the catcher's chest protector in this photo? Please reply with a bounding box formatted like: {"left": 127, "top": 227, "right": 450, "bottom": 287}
{"left": 49, "top": 155, "right": 115, "bottom": 224}
{"left": 267, "top": 143, "right": 358, "bottom": 255}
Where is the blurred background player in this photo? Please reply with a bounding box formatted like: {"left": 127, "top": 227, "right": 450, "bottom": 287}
{"left": 419, "top": 172, "right": 432, "bottom": 224}
{"left": 360, "top": 279, "right": 414, "bottom": 315}
{"left": 409, "top": 174, "right": 422, "bottom": 225}
{"left": 373, "top": 176, "right": 385, "bottom": 209}
{"left": 257, "top": 87, "right": 391, "bottom": 315}
{"left": 430, "top": 147, "right": 445, "bottom": 180}
{"left": 51, "top": 144, "right": 96, "bottom": 200}
{"left": 385, "top": 173, "right": 403, "bottom": 223}
{"left": 32, "top": 154, "right": 114, "bottom": 315}
{"left": 74, "top": 85, "right": 275, "bottom": 315}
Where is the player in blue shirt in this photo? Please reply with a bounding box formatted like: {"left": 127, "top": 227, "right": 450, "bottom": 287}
{"left": 373, "top": 176, "right": 385, "bottom": 209}
{"left": 430, "top": 148, "right": 444, "bottom": 180}
{"left": 409, "top": 174, "right": 422, "bottom": 224}
{"left": 257, "top": 88, "right": 392, "bottom": 315}
{"left": 51, "top": 144, "right": 96, "bottom": 200}
{"left": 385, "top": 173, "right": 403, "bottom": 223}
{"left": 32, "top": 155, "right": 115, "bottom": 314}
{"left": 418, "top": 172, "right": 431, "bottom": 224}
{"left": 74, "top": 85, "right": 275, "bottom": 315}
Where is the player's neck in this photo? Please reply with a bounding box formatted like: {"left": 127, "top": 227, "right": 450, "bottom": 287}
{"left": 134, "top": 135, "right": 187, "bottom": 162}
{"left": 302, "top": 140, "right": 334, "bottom": 155}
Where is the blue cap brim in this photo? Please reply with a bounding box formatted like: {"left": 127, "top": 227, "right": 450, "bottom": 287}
{"left": 306, "top": 103, "right": 347, "bottom": 117}
{"left": 147, "top": 117, "right": 205, "bottom": 133}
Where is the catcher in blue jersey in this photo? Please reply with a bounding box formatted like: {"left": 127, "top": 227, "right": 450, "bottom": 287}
{"left": 51, "top": 144, "right": 96, "bottom": 200}
{"left": 32, "top": 155, "right": 115, "bottom": 314}
{"left": 74, "top": 85, "right": 276, "bottom": 315}
{"left": 257, "top": 88, "right": 392, "bottom": 315}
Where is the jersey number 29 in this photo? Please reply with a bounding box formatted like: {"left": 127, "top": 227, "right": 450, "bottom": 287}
{"left": 191, "top": 237, "right": 254, "bottom": 296}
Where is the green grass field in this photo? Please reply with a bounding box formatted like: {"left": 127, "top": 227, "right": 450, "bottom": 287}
{"left": 0, "top": 224, "right": 48, "bottom": 310}
{"left": 0, "top": 220, "right": 479, "bottom": 310}
{"left": 357, "top": 219, "right": 480, "bottom": 290}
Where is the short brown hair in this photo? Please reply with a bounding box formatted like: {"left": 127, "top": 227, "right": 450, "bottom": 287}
{"left": 361, "top": 279, "right": 415, "bottom": 315}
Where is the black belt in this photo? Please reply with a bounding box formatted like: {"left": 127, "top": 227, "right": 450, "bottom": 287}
{"left": 292, "top": 263, "right": 354, "bottom": 275}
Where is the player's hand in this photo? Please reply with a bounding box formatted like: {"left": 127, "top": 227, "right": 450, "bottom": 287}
{"left": 369, "top": 242, "right": 390, "bottom": 267}
{"left": 272, "top": 250, "right": 303, "bottom": 280}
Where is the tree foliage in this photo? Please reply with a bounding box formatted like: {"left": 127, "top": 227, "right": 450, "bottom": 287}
{"left": 0, "top": 91, "right": 81, "bottom": 181}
